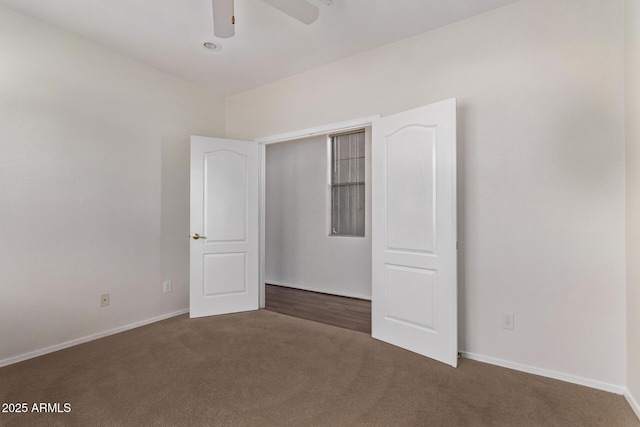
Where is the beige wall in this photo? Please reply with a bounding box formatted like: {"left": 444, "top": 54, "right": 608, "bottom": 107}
{"left": 0, "top": 6, "right": 225, "bottom": 363}
{"left": 626, "top": 0, "right": 640, "bottom": 412}
{"left": 227, "top": 0, "right": 626, "bottom": 387}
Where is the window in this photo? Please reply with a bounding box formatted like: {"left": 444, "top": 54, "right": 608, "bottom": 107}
{"left": 330, "top": 130, "right": 365, "bottom": 237}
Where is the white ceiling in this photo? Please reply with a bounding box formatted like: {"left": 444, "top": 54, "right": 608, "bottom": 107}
{"left": 0, "top": 0, "right": 521, "bottom": 94}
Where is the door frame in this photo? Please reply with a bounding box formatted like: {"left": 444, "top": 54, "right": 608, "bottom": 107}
{"left": 254, "top": 115, "right": 380, "bottom": 308}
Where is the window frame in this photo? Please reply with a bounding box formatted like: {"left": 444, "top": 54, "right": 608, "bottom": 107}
{"left": 327, "top": 129, "right": 367, "bottom": 238}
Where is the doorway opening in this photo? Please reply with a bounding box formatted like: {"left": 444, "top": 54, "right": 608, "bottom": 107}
{"left": 262, "top": 128, "right": 373, "bottom": 331}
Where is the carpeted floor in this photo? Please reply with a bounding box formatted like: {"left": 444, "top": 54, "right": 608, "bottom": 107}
{"left": 0, "top": 310, "right": 637, "bottom": 426}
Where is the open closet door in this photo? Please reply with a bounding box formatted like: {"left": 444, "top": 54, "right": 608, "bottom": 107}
{"left": 189, "top": 136, "right": 260, "bottom": 318}
{"left": 371, "top": 99, "right": 458, "bottom": 367}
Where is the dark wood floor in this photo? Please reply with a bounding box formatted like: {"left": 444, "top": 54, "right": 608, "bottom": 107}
{"left": 264, "top": 284, "right": 372, "bottom": 333}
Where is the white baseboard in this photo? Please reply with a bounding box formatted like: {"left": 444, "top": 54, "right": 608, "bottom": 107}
{"left": 0, "top": 308, "right": 189, "bottom": 368}
{"left": 460, "top": 351, "right": 626, "bottom": 395}
{"left": 625, "top": 389, "right": 640, "bottom": 420}
{"left": 266, "top": 280, "right": 372, "bottom": 301}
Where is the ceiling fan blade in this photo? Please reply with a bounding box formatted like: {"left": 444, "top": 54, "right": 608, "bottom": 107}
{"left": 262, "top": 0, "right": 320, "bottom": 25}
{"left": 212, "top": 0, "right": 235, "bottom": 38}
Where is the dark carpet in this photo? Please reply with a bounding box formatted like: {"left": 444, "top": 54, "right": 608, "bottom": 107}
{"left": 0, "top": 310, "right": 637, "bottom": 426}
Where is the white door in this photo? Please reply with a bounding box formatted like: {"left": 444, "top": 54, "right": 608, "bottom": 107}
{"left": 189, "top": 136, "right": 260, "bottom": 318}
{"left": 371, "top": 99, "right": 457, "bottom": 367}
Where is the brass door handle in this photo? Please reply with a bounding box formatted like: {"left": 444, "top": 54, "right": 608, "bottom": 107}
{"left": 189, "top": 233, "right": 206, "bottom": 240}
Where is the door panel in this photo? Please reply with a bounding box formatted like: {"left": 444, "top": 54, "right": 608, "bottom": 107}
{"left": 385, "top": 265, "right": 436, "bottom": 330}
{"left": 203, "top": 253, "right": 247, "bottom": 296}
{"left": 372, "top": 99, "right": 457, "bottom": 367}
{"left": 385, "top": 125, "right": 436, "bottom": 253}
{"left": 204, "top": 150, "right": 248, "bottom": 242}
{"left": 190, "top": 136, "right": 259, "bottom": 318}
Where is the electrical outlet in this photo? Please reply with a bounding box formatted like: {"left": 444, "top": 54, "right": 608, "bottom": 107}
{"left": 163, "top": 280, "right": 172, "bottom": 294}
{"left": 100, "top": 293, "right": 110, "bottom": 307}
{"left": 501, "top": 312, "right": 514, "bottom": 330}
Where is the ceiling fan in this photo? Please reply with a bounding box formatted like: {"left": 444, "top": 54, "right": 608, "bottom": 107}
{"left": 211, "top": 0, "right": 331, "bottom": 38}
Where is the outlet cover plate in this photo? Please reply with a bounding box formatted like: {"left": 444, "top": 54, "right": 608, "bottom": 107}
{"left": 100, "top": 293, "right": 110, "bottom": 307}
{"left": 502, "top": 312, "right": 514, "bottom": 330}
{"left": 163, "top": 280, "right": 172, "bottom": 293}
